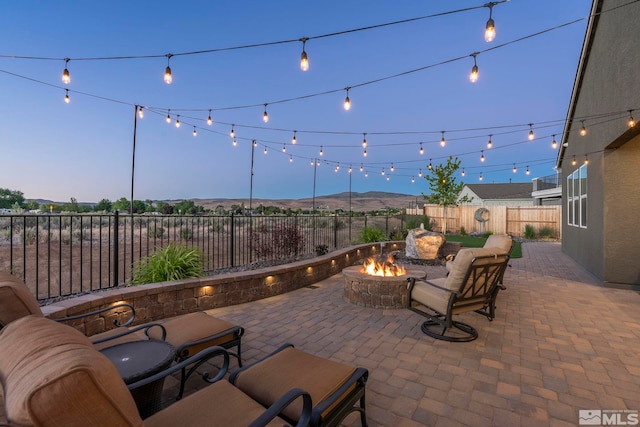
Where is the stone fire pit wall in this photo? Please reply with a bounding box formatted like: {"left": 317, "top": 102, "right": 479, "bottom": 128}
{"left": 342, "top": 266, "right": 427, "bottom": 309}
{"left": 42, "top": 242, "right": 405, "bottom": 338}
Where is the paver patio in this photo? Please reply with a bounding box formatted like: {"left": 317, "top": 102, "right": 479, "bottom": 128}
{"left": 162, "top": 241, "right": 640, "bottom": 426}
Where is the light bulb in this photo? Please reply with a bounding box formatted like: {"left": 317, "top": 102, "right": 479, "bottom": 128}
{"left": 487, "top": 135, "right": 493, "bottom": 149}
{"left": 343, "top": 88, "right": 351, "bottom": 110}
{"left": 363, "top": 148, "right": 367, "bottom": 157}
{"left": 253, "top": 140, "right": 257, "bottom": 147}
{"left": 282, "top": 145, "right": 286, "bottom": 153}
{"left": 419, "top": 143, "right": 424, "bottom": 155}
{"left": 584, "top": 156, "right": 589, "bottom": 165}
{"left": 64, "top": 89, "right": 70, "bottom": 104}
{"left": 230, "top": 125, "right": 235, "bottom": 138}
{"left": 428, "top": 160, "right": 433, "bottom": 170}
{"left": 386, "top": 176, "right": 390, "bottom": 181}
{"left": 551, "top": 135, "right": 558, "bottom": 149}
{"left": 138, "top": 106, "right": 144, "bottom": 119}
{"left": 461, "top": 169, "right": 465, "bottom": 177}
{"left": 300, "top": 39, "right": 309, "bottom": 72}
{"left": 175, "top": 116, "right": 181, "bottom": 128}
{"left": 580, "top": 121, "right": 587, "bottom": 136}
{"left": 628, "top": 111, "right": 636, "bottom": 128}
{"left": 381, "top": 168, "right": 385, "bottom": 176}
{"left": 572, "top": 155, "right": 576, "bottom": 166}
{"left": 440, "top": 131, "right": 446, "bottom": 147}
{"left": 62, "top": 59, "right": 70, "bottom": 84}
{"left": 526, "top": 166, "right": 530, "bottom": 175}
{"left": 207, "top": 110, "right": 212, "bottom": 126}
{"left": 390, "top": 163, "right": 394, "bottom": 172}
{"left": 485, "top": 18, "right": 495, "bottom": 42}
{"left": 365, "top": 171, "right": 368, "bottom": 178}
{"left": 164, "top": 66, "right": 172, "bottom": 84}
{"left": 232, "top": 138, "right": 237, "bottom": 146}
{"left": 193, "top": 127, "right": 197, "bottom": 137}
{"left": 360, "top": 164, "right": 364, "bottom": 172}
{"left": 166, "top": 111, "right": 171, "bottom": 123}
{"left": 264, "top": 147, "right": 268, "bottom": 155}
{"left": 480, "top": 151, "right": 485, "bottom": 162}
{"left": 528, "top": 124, "right": 535, "bottom": 140}
{"left": 263, "top": 104, "right": 269, "bottom": 123}
{"left": 418, "top": 169, "right": 422, "bottom": 177}
{"left": 289, "top": 155, "right": 293, "bottom": 162}
{"left": 292, "top": 131, "right": 297, "bottom": 144}
{"left": 479, "top": 173, "right": 484, "bottom": 181}
{"left": 349, "top": 166, "right": 352, "bottom": 174}
{"left": 513, "top": 164, "right": 517, "bottom": 173}
{"left": 470, "top": 64, "right": 479, "bottom": 83}
{"left": 362, "top": 134, "right": 367, "bottom": 148}
{"left": 411, "top": 176, "right": 415, "bottom": 183}
{"left": 319, "top": 146, "right": 323, "bottom": 156}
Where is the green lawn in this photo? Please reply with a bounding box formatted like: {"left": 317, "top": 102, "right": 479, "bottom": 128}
{"left": 445, "top": 235, "right": 522, "bottom": 258}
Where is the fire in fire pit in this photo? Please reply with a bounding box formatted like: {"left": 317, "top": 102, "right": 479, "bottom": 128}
{"left": 361, "top": 252, "right": 407, "bottom": 277}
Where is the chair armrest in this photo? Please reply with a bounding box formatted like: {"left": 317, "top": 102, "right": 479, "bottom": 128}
{"left": 248, "top": 388, "right": 312, "bottom": 427}
{"left": 54, "top": 303, "right": 135, "bottom": 327}
{"left": 407, "top": 277, "right": 459, "bottom": 296}
{"left": 127, "top": 346, "right": 230, "bottom": 391}
{"left": 91, "top": 322, "right": 167, "bottom": 345}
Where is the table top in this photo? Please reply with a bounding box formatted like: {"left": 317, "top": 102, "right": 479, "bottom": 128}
{"left": 100, "top": 340, "right": 175, "bottom": 384}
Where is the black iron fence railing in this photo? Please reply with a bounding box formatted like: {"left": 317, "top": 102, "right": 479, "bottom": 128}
{"left": 533, "top": 173, "right": 561, "bottom": 191}
{"left": 1, "top": 212, "right": 414, "bottom": 300}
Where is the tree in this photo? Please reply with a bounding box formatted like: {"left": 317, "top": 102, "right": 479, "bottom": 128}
{"left": 0, "top": 188, "right": 25, "bottom": 209}
{"left": 25, "top": 200, "right": 40, "bottom": 211}
{"left": 63, "top": 197, "right": 80, "bottom": 212}
{"left": 94, "top": 198, "right": 113, "bottom": 212}
{"left": 112, "top": 197, "right": 131, "bottom": 212}
{"left": 422, "top": 156, "right": 472, "bottom": 234}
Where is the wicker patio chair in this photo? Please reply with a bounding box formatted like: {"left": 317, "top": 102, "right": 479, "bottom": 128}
{"left": 408, "top": 247, "right": 510, "bottom": 342}
{"left": 0, "top": 315, "right": 311, "bottom": 426}
{"left": 229, "top": 343, "right": 369, "bottom": 427}
{"left": 0, "top": 271, "right": 244, "bottom": 399}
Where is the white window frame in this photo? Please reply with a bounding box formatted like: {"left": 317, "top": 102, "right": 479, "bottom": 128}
{"left": 567, "top": 164, "right": 587, "bottom": 228}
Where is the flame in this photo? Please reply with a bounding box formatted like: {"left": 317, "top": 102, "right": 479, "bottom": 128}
{"left": 361, "top": 254, "right": 407, "bottom": 277}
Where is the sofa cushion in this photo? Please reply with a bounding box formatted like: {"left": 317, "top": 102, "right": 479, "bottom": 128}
{"left": 0, "top": 315, "right": 143, "bottom": 427}
{"left": 232, "top": 346, "right": 356, "bottom": 422}
{"left": 0, "top": 272, "right": 43, "bottom": 328}
{"left": 144, "top": 380, "right": 286, "bottom": 427}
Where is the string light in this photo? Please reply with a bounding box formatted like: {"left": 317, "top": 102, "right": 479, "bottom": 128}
{"left": 232, "top": 137, "right": 237, "bottom": 146}
{"left": 440, "top": 131, "right": 446, "bottom": 147}
{"left": 263, "top": 104, "right": 269, "bottom": 123}
{"left": 363, "top": 148, "right": 367, "bottom": 157}
{"left": 469, "top": 53, "right": 479, "bottom": 83}
{"left": 207, "top": 110, "right": 212, "bottom": 126}
{"left": 428, "top": 159, "right": 433, "bottom": 170}
{"left": 164, "top": 54, "right": 173, "bottom": 84}
{"left": 526, "top": 166, "right": 530, "bottom": 175}
{"left": 580, "top": 121, "right": 587, "bottom": 136}
{"left": 584, "top": 155, "right": 589, "bottom": 165}
{"left": 137, "top": 106, "right": 144, "bottom": 119}
{"left": 386, "top": 175, "right": 390, "bottom": 181}
{"left": 461, "top": 168, "right": 466, "bottom": 177}
{"left": 335, "top": 162, "right": 340, "bottom": 171}
{"left": 551, "top": 134, "right": 558, "bottom": 149}
{"left": 480, "top": 150, "right": 485, "bottom": 162}
{"left": 289, "top": 155, "right": 293, "bottom": 162}
{"left": 64, "top": 89, "right": 70, "bottom": 104}
{"left": 62, "top": 58, "right": 70, "bottom": 84}
{"left": 193, "top": 126, "right": 197, "bottom": 137}
{"left": 343, "top": 87, "right": 351, "bottom": 111}
{"left": 253, "top": 139, "right": 258, "bottom": 147}
{"left": 310, "top": 159, "right": 314, "bottom": 166}
{"left": 628, "top": 110, "right": 636, "bottom": 128}
{"left": 349, "top": 165, "right": 352, "bottom": 174}
{"left": 282, "top": 144, "right": 286, "bottom": 152}
{"left": 418, "top": 169, "right": 422, "bottom": 177}
{"left": 528, "top": 124, "right": 535, "bottom": 140}
{"left": 175, "top": 115, "right": 181, "bottom": 128}
{"left": 264, "top": 147, "right": 268, "bottom": 154}
{"left": 166, "top": 110, "right": 171, "bottom": 123}
{"left": 485, "top": 3, "right": 496, "bottom": 42}
{"left": 572, "top": 155, "right": 577, "bottom": 166}
{"left": 360, "top": 163, "right": 364, "bottom": 172}
{"left": 362, "top": 133, "right": 367, "bottom": 148}
{"left": 479, "top": 173, "right": 484, "bottom": 181}
{"left": 419, "top": 142, "right": 424, "bottom": 155}
{"left": 487, "top": 135, "right": 493, "bottom": 149}
{"left": 292, "top": 131, "right": 297, "bottom": 144}
{"left": 319, "top": 145, "right": 323, "bottom": 156}
{"left": 513, "top": 163, "right": 517, "bottom": 173}
{"left": 390, "top": 163, "right": 395, "bottom": 172}
{"left": 381, "top": 168, "right": 385, "bottom": 176}
{"left": 365, "top": 170, "right": 368, "bottom": 178}
{"left": 300, "top": 38, "right": 309, "bottom": 71}
{"left": 411, "top": 176, "right": 415, "bottom": 183}
{"left": 230, "top": 125, "right": 235, "bottom": 138}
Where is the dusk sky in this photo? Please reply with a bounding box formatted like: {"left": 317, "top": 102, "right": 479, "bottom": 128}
{"left": 0, "top": 1, "right": 592, "bottom": 203}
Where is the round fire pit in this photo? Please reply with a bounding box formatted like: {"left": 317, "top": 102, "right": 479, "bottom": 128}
{"left": 342, "top": 265, "right": 426, "bottom": 309}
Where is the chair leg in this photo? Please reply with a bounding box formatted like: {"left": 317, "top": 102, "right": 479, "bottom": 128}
{"left": 359, "top": 393, "right": 368, "bottom": 427}
{"left": 420, "top": 319, "right": 478, "bottom": 342}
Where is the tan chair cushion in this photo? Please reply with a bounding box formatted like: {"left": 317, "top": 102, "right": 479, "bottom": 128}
{"left": 443, "top": 247, "right": 502, "bottom": 291}
{"left": 91, "top": 327, "right": 150, "bottom": 351}
{"left": 410, "top": 277, "right": 451, "bottom": 314}
{"left": 484, "top": 234, "right": 512, "bottom": 254}
{"left": 144, "top": 380, "right": 286, "bottom": 427}
{"left": 233, "top": 346, "right": 356, "bottom": 422}
{"left": 147, "top": 311, "right": 239, "bottom": 358}
{"left": 0, "top": 272, "right": 43, "bottom": 328}
{"left": 0, "top": 315, "right": 142, "bottom": 427}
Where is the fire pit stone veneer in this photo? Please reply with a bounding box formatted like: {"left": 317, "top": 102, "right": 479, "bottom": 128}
{"left": 342, "top": 265, "right": 426, "bottom": 309}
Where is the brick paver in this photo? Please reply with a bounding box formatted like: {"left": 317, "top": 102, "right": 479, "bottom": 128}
{"left": 162, "top": 242, "right": 640, "bottom": 426}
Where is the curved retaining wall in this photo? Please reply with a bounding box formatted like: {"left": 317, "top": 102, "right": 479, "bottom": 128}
{"left": 43, "top": 242, "right": 405, "bottom": 337}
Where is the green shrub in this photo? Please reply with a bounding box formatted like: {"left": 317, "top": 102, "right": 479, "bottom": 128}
{"left": 360, "top": 226, "right": 386, "bottom": 243}
{"left": 389, "top": 229, "right": 405, "bottom": 241}
{"left": 131, "top": 244, "right": 204, "bottom": 285}
{"left": 315, "top": 244, "right": 329, "bottom": 256}
{"left": 405, "top": 215, "right": 431, "bottom": 231}
{"left": 538, "top": 226, "right": 555, "bottom": 239}
{"left": 460, "top": 226, "right": 467, "bottom": 236}
{"left": 251, "top": 223, "right": 306, "bottom": 259}
{"left": 524, "top": 224, "right": 536, "bottom": 239}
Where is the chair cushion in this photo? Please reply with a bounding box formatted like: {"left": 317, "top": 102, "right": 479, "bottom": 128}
{"left": 0, "top": 315, "right": 142, "bottom": 427}
{"left": 0, "top": 272, "right": 43, "bottom": 328}
{"left": 232, "top": 346, "right": 357, "bottom": 422}
{"left": 144, "top": 380, "right": 286, "bottom": 427}
{"left": 147, "top": 311, "right": 239, "bottom": 358}
{"left": 483, "top": 234, "right": 512, "bottom": 254}
{"left": 443, "top": 247, "right": 502, "bottom": 291}
{"left": 91, "top": 327, "right": 150, "bottom": 351}
{"left": 410, "top": 277, "right": 451, "bottom": 314}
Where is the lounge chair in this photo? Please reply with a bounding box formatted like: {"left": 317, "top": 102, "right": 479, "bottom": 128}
{"left": 0, "top": 271, "right": 244, "bottom": 398}
{"left": 407, "top": 247, "right": 510, "bottom": 342}
{"left": 0, "top": 314, "right": 310, "bottom": 426}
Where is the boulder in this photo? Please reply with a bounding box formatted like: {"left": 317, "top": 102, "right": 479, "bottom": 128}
{"left": 405, "top": 227, "right": 445, "bottom": 260}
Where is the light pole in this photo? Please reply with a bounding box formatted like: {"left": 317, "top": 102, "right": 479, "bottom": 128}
{"left": 349, "top": 165, "right": 352, "bottom": 242}
{"left": 249, "top": 140, "right": 256, "bottom": 213}
{"left": 130, "top": 105, "right": 138, "bottom": 215}
{"left": 312, "top": 158, "right": 317, "bottom": 212}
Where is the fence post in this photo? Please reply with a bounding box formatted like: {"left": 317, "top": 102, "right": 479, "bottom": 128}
{"left": 113, "top": 210, "right": 119, "bottom": 286}
{"left": 333, "top": 215, "right": 338, "bottom": 249}
{"left": 385, "top": 213, "right": 389, "bottom": 236}
{"left": 230, "top": 213, "right": 235, "bottom": 267}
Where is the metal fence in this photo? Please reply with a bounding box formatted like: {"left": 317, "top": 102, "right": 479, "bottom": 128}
{"left": 0, "top": 212, "right": 413, "bottom": 300}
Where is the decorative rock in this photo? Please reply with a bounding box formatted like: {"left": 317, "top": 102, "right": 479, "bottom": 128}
{"left": 405, "top": 228, "right": 445, "bottom": 260}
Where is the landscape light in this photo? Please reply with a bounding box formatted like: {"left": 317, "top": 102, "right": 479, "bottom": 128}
{"left": 300, "top": 38, "right": 309, "bottom": 71}
{"left": 62, "top": 58, "right": 71, "bottom": 84}
{"left": 164, "top": 54, "right": 173, "bottom": 84}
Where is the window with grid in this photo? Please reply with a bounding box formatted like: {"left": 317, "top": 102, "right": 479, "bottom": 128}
{"left": 567, "top": 164, "right": 587, "bottom": 228}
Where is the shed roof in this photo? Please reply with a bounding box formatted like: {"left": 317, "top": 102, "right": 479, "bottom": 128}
{"left": 464, "top": 183, "right": 532, "bottom": 200}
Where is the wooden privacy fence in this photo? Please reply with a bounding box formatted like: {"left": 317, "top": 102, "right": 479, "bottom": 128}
{"left": 422, "top": 204, "right": 562, "bottom": 238}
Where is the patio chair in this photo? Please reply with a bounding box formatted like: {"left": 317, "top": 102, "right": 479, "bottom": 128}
{"left": 446, "top": 234, "right": 513, "bottom": 281}
{"left": 0, "top": 314, "right": 311, "bottom": 426}
{"left": 230, "top": 343, "right": 369, "bottom": 427}
{"left": 407, "top": 247, "right": 510, "bottom": 342}
{"left": 0, "top": 271, "right": 244, "bottom": 399}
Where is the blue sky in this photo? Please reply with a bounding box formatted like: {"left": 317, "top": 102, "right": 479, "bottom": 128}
{"left": 0, "top": 0, "right": 591, "bottom": 202}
